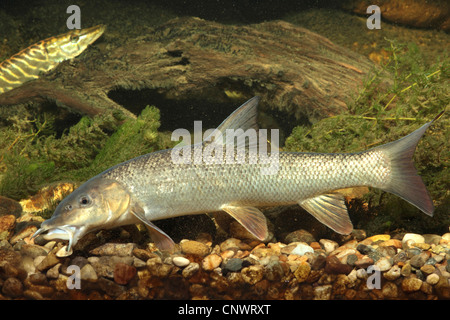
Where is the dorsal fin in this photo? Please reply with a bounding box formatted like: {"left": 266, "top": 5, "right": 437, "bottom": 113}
{"left": 203, "top": 96, "right": 260, "bottom": 149}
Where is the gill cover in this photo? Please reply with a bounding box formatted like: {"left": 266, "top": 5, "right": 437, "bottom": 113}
{"left": 33, "top": 177, "right": 132, "bottom": 252}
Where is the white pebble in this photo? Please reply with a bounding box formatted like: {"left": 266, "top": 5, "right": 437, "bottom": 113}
{"left": 319, "top": 239, "right": 338, "bottom": 254}
{"left": 291, "top": 243, "right": 314, "bottom": 256}
{"left": 402, "top": 233, "right": 425, "bottom": 244}
{"left": 426, "top": 273, "right": 440, "bottom": 285}
{"left": 56, "top": 245, "right": 73, "bottom": 257}
{"left": 172, "top": 256, "right": 190, "bottom": 267}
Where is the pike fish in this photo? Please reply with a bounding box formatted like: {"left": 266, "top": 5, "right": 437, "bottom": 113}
{"left": 32, "top": 97, "right": 440, "bottom": 253}
{"left": 0, "top": 25, "right": 105, "bottom": 94}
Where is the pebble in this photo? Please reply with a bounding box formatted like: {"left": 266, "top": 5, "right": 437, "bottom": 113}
{"left": 401, "top": 277, "right": 423, "bottom": 292}
{"left": 291, "top": 243, "right": 314, "bottom": 256}
{"left": 402, "top": 233, "right": 425, "bottom": 245}
{"left": 114, "top": 262, "right": 136, "bottom": 284}
{"left": 426, "top": 273, "right": 440, "bottom": 285}
{"left": 294, "top": 262, "right": 311, "bottom": 283}
{"left": 375, "top": 257, "right": 393, "bottom": 272}
{"left": 182, "top": 262, "right": 200, "bottom": 278}
{"left": 319, "top": 239, "right": 339, "bottom": 254}
{"left": 284, "top": 229, "right": 315, "bottom": 244}
{"left": 89, "top": 243, "right": 136, "bottom": 257}
{"left": 241, "top": 265, "right": 264, "bottom": 285}
{"left": 202, "top": 254, "right": 222, "bottom": 271}
{"left": 383, "top": 265, "right": 401, "bottom": 281}
{"left": 80, "top": 264, "right": 98, "bottom": 282}
{"left": 172, "top": 256, "right": 190, "bottom": 267}
{"left": 222, "top": 258, "right": 244, "bottom": 273}
{"left": 180, "top": 240, "right": 210, "bottom": 257}
{"left": 2, "top": 277, "right": 23, "bottom": 297}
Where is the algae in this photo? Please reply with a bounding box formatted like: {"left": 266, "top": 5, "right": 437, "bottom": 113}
{"left": 284, "top": 39, "right": 449, "bottom": 234}
{"left": 0, "top": 105, "right": 171, "bottom": 201}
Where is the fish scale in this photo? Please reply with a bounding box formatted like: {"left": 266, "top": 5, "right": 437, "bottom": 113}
{"left": 32, "top": 97, "right": 440, "bottom": 254}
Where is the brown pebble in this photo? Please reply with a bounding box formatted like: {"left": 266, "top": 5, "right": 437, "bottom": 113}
{"left": 114, "top": 262, "right": 137, "bottom": 285}
{"left": 2, "top": 277, "right": 23, "bottom": 298}
{"left": 325, "top": 255, "right": 352, "bottom": 275}
{"left": 202, "top": 254, "right": 222, "bottom": 271}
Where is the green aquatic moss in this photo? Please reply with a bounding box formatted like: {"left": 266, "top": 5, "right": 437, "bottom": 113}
{"left": 0, "top": 105, "right": 169, "bottom": 200}
{"left": 284, "top": 39, "right": 449, "bottom": 234}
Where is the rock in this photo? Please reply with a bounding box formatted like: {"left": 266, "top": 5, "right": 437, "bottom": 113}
{"left": 222, "top": 258, "right": 244, "bottom": 273}
{"left": 79, "top": 264, "right": 97, "bottom": 282}
{"left": 180, "top": 240, "right": 210, "bottom": 257}
{"left": 414, "top": 243, "right": 431, "bottom": 251}
{"left": 56, "top": 245, "right": 73, "bottom": 257}
{"left": 285, "top": 230, "right": 316, "bottom": 244}
{"left": 0, "top": 196, "right": 22, "bottom": 218}
{"left": 294, "top": 262, "right": 311, "bottom": 283}
{"left": 393, "top": 251, "right": 408, "bottom": 265}
{"left": 114, "top": 262, "right": 136, "bottom": 285}
{"left": 241, "top": 265, "right": 264, "bottom": 285}
{"left": 442, "top": 233, "right": 450, "bottom": 241}
{"left": 366, "top": 234, "right": 390, "bottom": 242}
{"left": 381, "top": 282, "right": 398, "bottom": 299}
{"left": 379, "top": 239, "right": 402, "bottom": 249}
{"left": 98, "top": 277, "right": 126, "bottom": 298}
{"left": 291, "top": 243, "right": 314, "bottom": 256}
{"left": 172, "top": 256, "right": 190, "bottom": 267}
{"left": 311, "top": 254, "right": 326, "bottom": 270}
{"left": 319, "top": 239, "right": 339, "bottom": 254}
{"left": 0, "top": 215, "right": 15, "bottom": 239}
{"left": 401, "top": 263, "right": 412, "bottom": 277}
{"left": 325, "top": 255, "right": 352, "bottom": 275}
{"left": 354, "top": 257, "right": 374, "bottom": 269}
{"left": 420, "top": 264, "right": 435, "bottom": 275}
{"left": 383, "top": 265, "right": 401, "bottom": 281}
{"left": 313, "top": 285, "right": 332, "bottom": 300}
{"left": 264, "top": 260, "right": 285, "bottom": 281}
{"left": 342, "top": 0, "right": 450, "bottom": 31}
{"left": 89, "top": 243, "right": 136, "bottom": 256}
{"left": 46, "top": 263, "right": 61, "bottom": 279}
{"left": 88, "top": 256, "right": 134, "bottom": 279}
{"left": 426, "top": 273, "right": 440, "bottom": 285}
{"left": 410, "top": 253, "right": 429, "bottom": 268}
{"left": 36, "top": 252, "right": 60, "bottom": 272}
{"left": 401, "top": 277, "right": 423, "bottom": 293}
{"left": 182, "top": 262, "right": 200, "bottom": 278}
{"left": 202, "top": 254, "right": 222, "bottom": 271}
{"left": 423, "top": 234, "right": 442, "bottom": 245}
{"left": 402, "top": 233, "right": 425, "bottom": 246}
{"left": 20, "top": 244, "right": 48, "bottom": 258}
{"left": 220, "top": 238, "right": 242, "bottom": 251}
{"left": 2, "top": 277, "right": 23, "bottom": 298}
{"left": 375, "top": 257, "right": 392, "bottom": 272}
{"left": 9, "top": 225, "right": 37, "bottom": 244}
{"left": 356, "top": 244, "right": 373, "bottom": 255}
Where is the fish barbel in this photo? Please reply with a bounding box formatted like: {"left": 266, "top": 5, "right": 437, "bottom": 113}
{"left": 32, "top": 97, "right": 440, "bottom": 253}
{"left": 0, "top": 25, "right": 105, "bottom": 94}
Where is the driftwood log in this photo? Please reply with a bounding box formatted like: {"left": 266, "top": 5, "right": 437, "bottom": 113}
{"left": 0, "top": 17, "right": 376, "bottom": 123}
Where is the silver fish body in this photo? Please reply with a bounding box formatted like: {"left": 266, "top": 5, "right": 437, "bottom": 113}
{"left": 33, "top": 97, "right": 438, "bottom": 253}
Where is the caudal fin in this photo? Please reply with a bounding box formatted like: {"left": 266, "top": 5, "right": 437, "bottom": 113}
{"left": 373, "top": 112, "right": 443, "bottom": 216}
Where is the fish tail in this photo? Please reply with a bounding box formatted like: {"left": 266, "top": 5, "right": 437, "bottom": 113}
{"left": 375, "top": 112, "right": 443, "bottom": 216}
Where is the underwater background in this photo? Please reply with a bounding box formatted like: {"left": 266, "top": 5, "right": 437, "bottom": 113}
{"left": 0, "top": 0, "right": 448, "bottom": 300}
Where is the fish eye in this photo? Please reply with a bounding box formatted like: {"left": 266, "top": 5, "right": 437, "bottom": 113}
{"left": 70, "top": 35, "right": 79, "bottom": 43}
{"left": 79, "top": 195, "right": 92, "bottom": 207}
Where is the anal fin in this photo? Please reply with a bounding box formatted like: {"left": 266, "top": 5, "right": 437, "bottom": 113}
{"left": 299, "top": 193, "right": 353, "bottom": 235}
{"left": 130, "top": 204, "right": 175, "bottom": 252}
{"left": 221, "top": 205, "right": 268, "bottom": 241}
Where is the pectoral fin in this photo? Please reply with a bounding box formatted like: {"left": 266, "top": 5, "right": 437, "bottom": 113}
{"left": 221, "top": 205, "right": 268, "bottom": 241}
{"left": 130, "top": 204, "right": 175, "bottom": 252}
{"left": 299, "top": 193, "right": 353, "bottom": 235}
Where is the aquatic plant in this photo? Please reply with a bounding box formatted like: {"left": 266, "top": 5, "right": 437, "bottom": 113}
{"left": 0, "top": 105, "right": 168, "bottom": 201}
{"left": 284, "top": 39, "right": 449, "bottom": 234}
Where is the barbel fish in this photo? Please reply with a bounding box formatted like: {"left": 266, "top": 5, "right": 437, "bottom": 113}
{"left": 32, "top": 97, "right": 440, "bottom": 253}
{"left": 0, "top": 25, "right": 105, "bottom": 94}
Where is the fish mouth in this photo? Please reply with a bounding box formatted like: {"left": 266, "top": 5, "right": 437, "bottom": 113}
{"left": 32, "top": 225, "right": 82, "bottom": 252}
